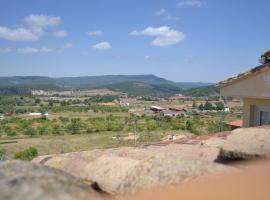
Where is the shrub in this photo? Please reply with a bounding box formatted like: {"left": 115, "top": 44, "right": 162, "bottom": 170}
{"left": 37, "top": 125, "right": 51, "bottom": 135}
{"left": 6, "top": 129, "right": 17, "bottom": 137}
{"left": 24, "top": 127, "right": 37, "bottom": 137}
{"left": 0, "top": 149, "right": 6, "bottom": 160}
{"left": 14, "top": 147, "right": 38, "bottom": 161}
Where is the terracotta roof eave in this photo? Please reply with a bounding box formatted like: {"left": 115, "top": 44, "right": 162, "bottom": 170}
{"left": 216, "top": 63, "right": 270, "bottom": 88}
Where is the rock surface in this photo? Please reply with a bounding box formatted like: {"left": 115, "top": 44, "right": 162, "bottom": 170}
{"left": 0, "top": 160, "right": 103, "bottom": 200}
{"left": 31, "top": 136, "right": 234, "bottom": 195}
{"left": 118, "top": 153, "right": 230, "bottom": 194}
{"left": 218, "top": 128, "right": 270, "bottom": 160}
{"left": 81, "top": 155, "right": 139, "bottom": 194}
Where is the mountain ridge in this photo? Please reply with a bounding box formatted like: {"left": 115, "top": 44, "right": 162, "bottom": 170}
{"left": 0, "top": 75, "right": 213, "bottom": 89}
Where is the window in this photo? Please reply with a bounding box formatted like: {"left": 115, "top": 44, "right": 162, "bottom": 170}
{"left": 259, "top": 111, "right": 270, "bottom": 126}
{"left": 255, "top": 106, "right": 270, "bottom": 126}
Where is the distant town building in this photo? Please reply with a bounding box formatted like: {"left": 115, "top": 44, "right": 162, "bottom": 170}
{"left": 0, "top": 114, "right": 4, "bottom": 120}
{"left": 150, "top": 106, "right": 187, "bottom": 118}
{"left": 150, "top": 106, "right": 166, "bottom": 113}
{"left": 29, "top": 112, "right": 49, "bottom": 116}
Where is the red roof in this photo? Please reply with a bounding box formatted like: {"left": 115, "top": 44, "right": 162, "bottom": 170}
{"left": 227, "top": 120, "right": 243, "bottom": 127}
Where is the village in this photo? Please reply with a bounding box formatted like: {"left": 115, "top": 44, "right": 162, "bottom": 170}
{"left": 0, "top": 0, "right": 270, "bottom": 199}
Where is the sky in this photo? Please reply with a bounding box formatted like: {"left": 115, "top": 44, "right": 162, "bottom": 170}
{"left": 0, "top": 0, "right": 270, "bottom": 82}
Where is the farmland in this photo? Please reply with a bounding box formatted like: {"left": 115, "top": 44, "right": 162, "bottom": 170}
{"left": 0, "top": 88, "right": 242, "bottom": 158}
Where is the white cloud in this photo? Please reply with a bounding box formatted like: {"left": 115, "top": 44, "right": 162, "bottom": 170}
{"left": 92, "top": 42, "right": 111, "bottom": 50}
{"left": 155, "top": 9, "right": 166, "bottom": 16}
{"left": 0, "top": 48, "right": 12, "bottom": 53}
{"left": 24, "top": 14, "right": 61, "bottom": 27}
{"left": 40, "top": 47, "right": 53, "bottom": 53}
{"left": 63, "top": 43, "right": 73, "bottom": 49}
{"left": 0, "top": 26, "right": 43, "bottom": 41}
{"left": 177, "top": 0, "right": 203, "bottom": 7}
{"left": 0, "top": 14, "right": 62, "bottom": 41}
{"left": 86, "top": 31, "right": 102, "bottom": 36}
{"left": 54, "top": 30, "right": 67, "bottom": 37}
{"left": 144, "top": 55, "right": 152, "bottom": 60}
{"left": 166, "top": 15, "right": 180, "bottom": 21}
{"left": 16, "top": 47, "right": 53, "bottom": 54}
{"left": 130, "top": 26, "right": 186, "bottom": 47}
{"left": 154, "top": 9, "right": 179, "bottom": 21}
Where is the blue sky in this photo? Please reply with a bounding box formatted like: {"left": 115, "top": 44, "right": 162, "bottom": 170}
{"left": 0, "top": 0, "right": 269, "bottom": 82}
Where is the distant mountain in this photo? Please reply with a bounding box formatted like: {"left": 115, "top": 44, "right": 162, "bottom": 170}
{"left": 54, "top": 75, "right": 177, "bottom": 88}
{"left": 0, "top": 75, "right": 215, "bottom": 96}
{"left": 0, "top": 75, "right": 212, "bottom": 88}
{"left": 182, "top": 85, "right": 219, "bottom": 97}
{"left": 103, "top": 81, "right": 182, "bottom": 96}
{"left": 174, "top": 82, "right": 213, "bottom": 89}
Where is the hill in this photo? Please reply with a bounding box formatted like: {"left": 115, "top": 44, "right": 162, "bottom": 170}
{"left": 182, "top": 85, "right": 219, "bottom": 97}
{"left": 104, "top": 81, "right": 182, "bottom": 96}
{"left": 0, "top": 75, "right": 215, "bottom": 96}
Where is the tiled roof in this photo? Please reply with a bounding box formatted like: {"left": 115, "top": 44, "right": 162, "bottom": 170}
{"left": 226, "top": 120, "right": 243, "bottom": 127}
{"left": 216, "top": 62, "right": 270, "bottom": 88}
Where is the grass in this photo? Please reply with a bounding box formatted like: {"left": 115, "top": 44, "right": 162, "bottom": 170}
{"left": 0, "top": 131, "right": 169, "bottom": 157}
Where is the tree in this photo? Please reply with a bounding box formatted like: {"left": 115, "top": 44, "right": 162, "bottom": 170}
{"left": 192, "top": 100, "right": 197, "bottom": 109}
{"left": 49, "top": 101, "right": 53, "bottom": 107}
{"left": 37, "top": 125, "right": 50, "bottom": 135}
{"left": 35, "top": 98, "right": 41, "bottom": 104}
{"left": 199, "top": 104, "right": 204, "bottom": 110}
{"left": 204, "top": 101, "right": 213, "bottom": 110}
{"left": 68, "top": 118, "right": 83, "bottom": 134}
{"left": 215, "top": 102, "right": 225, "bottom": 111}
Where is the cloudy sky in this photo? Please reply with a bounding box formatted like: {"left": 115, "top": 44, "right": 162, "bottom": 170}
{"left": 0, "top": 0, "right": 269, "bottom": 82}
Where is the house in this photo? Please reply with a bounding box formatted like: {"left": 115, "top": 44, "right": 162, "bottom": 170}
{"left": 161, "top": 108, "right": 187, "bottom": 118}
{"left": 217, "top": 50, "right": 270, "bottom": 127}
{"left": 29, "top": 112, "right": 49, "bottom": 116}
{"left": 150, "top": 106, "right": 165, "bottom": 114}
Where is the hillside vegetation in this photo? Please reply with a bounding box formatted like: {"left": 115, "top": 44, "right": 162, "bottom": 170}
{"left": 0, "top": 75, "right": 216, "bottom": 97}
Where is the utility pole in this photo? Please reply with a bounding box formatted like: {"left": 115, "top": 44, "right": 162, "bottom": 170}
{"left": 133, "top": 117, "right": 138, "bottom": 147}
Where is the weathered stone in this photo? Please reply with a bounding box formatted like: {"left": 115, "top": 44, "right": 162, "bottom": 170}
{"left": 118, "top": 153, "right": 230, "bottom": 194}
{"left": 218, "top": 128, "right": 270, "bottom": 161}
{"left": 81, "top": 155, "right": 139, "bottom": 194}
{"left": 0, "top": 160, "right": 103, "bottom": 200}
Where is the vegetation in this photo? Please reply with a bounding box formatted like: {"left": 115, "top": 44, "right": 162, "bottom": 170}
{"left": 182, "top": 85, "right": 219, "bottom": 97}
{"left": 0, "top": 92, "right": 241, "bottom": 159}
{"left": 0, "top": 75, "right": 215, "bottom": 97}
{"left": 14, "top": 147, "right": 38, "bottom": 161}
{"left": 0, "top": 148, "right": 6, "bottom": 160}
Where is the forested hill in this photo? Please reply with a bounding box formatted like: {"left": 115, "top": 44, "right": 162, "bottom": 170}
{"left": 0, "top": 75, "right": 215, "bottom": 96}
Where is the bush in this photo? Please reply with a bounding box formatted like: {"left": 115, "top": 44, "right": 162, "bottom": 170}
{"left": 24, "top": 127, "right": 37, "bottom": 137}
{"left": 0, "top": 149, "right": 6, "bottom": 160}
{"left": 14, "top": 147, "right": 38, "bottom": 161}
{"left": 37, "top": 125, "right": 51, "bottom": 135}
{"left": 6, "top": 129, "right": 17, "bottom": 137}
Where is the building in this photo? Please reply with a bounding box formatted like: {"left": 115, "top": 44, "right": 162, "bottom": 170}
{"left": 217, "top": 50, "right": 270, "bottom": 127}
{"left": 150, "top": 106, "right": 166, "bottom": 114}
{"left": 161, "top": 108, "right": 187, "bottom": 118}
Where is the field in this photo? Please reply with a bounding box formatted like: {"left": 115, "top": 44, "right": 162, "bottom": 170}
{"left": 0, "top": 91, "right": 243, "bottom": 159}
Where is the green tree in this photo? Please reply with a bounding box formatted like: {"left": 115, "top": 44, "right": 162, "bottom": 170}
{"left": 68, "top": 118, "right": 83, "bottom": 134}
{"left": 198, "top": 104, "right": 204, "bottom": 110}
{"left": 146, "top": 120, "right": 157, "bottom": 131}
{"left": 204, "top": 101, "right": 213, "bottom": 110}
{"left": 215, "top": 102, "right": 225, "bottom": 111}
{"left": 37, "top": 125, "right": 50, "bottom": 135}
